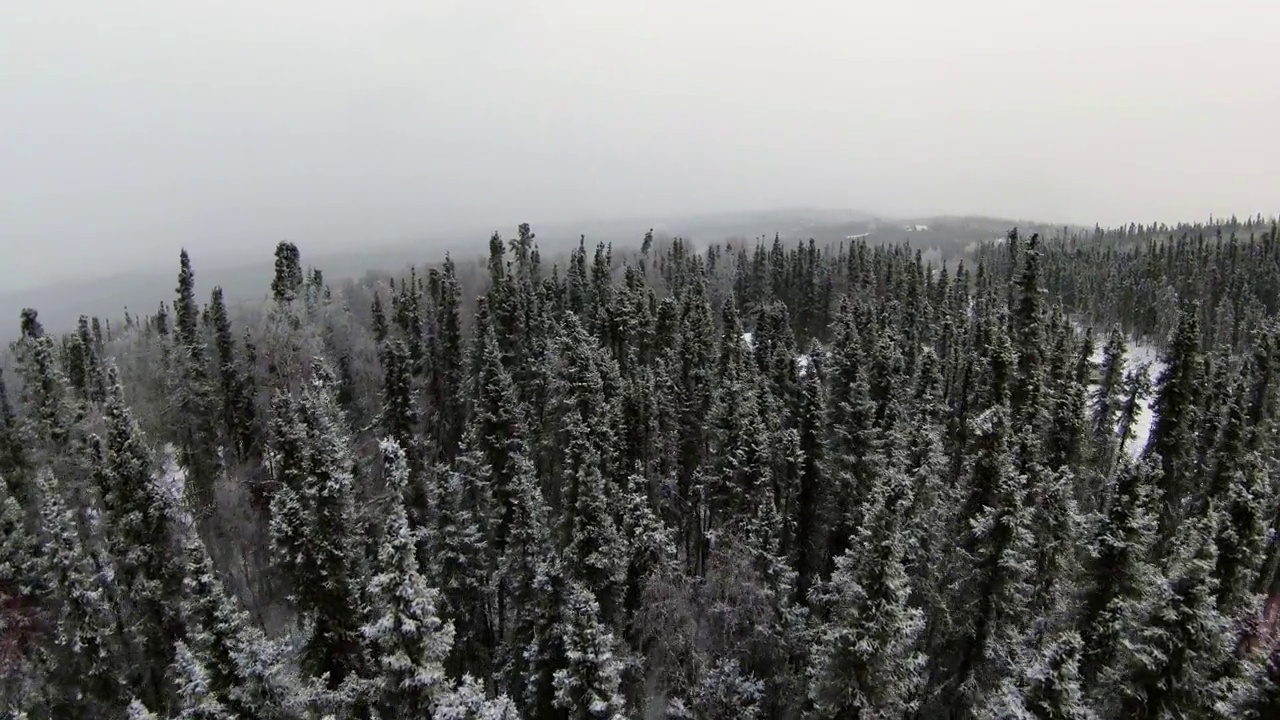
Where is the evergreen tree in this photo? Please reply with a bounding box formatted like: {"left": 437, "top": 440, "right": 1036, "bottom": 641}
{"left": 208, "top": 287, "right": 256, "bottom": 465}
{"left": 362, "top": 439, "right": 455, "bottom": 718}
{"left": 180, "top": 532, "right": 299, "bottom": 720}
{"left": 1145, "top": 307, "right": 1204, "bottom": 539}
{"left": 436, "top": 439, "right": 496, "bottom": 683}
{"left": 95, "top": 366, "right": 188, "bottom": 710}
{"left": 806, "top": 466, "right": 927, "bottom": 719}
{"left": 172, "top": 640, "right": 235, "bottom": 720}
{"left": 429, "top": 255, "right": 468, "bottom": 461}
{"left": 378, "top": 337, "right": 428, "bottom": 530}
{"left": 986, "top": 631, "right": 1096, "bottom": 720}
{"left": 549, "top": 581, "right": 627, "bottom": 720}
{"left": 0, "top": 369, "right": 23, "bottom": 480}
{"left": 1091, "top": 326, "right": 1128, "bottom": 463}
{"left": 947, "top": 405, "right": 1036, "bottom": 720}
{"left": 266, "top": 362, "right": 367, "bottom": 690}
{"left": 271, "top": 242, "right": 303, "bottom": 304}
{"left": 170, "top": 251, "right": 221, "bottom": 513}
{"left": 1116, "top": 508, "right": 1243, "bottom": 719}
{"left": 1078, "top": 461, "right": 1164, "bottom": 695}
{"left": 33, "top": 470, "right": 123, "bottom": 718}
{"left": 548, "top": 315, "right": 626, "bottom": 613}
{"left": 433, "top": 675, "right": 520, "bottom": 720}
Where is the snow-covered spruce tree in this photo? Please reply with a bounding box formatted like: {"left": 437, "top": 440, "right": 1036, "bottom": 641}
{"left": 0, "top": 473, "right": 37, "bottom": 606}
{"left": 1044, "top": 326, "right": 1091, "bottom": 475}
{"left": 362, "top": 438, "right": 454, "bottom": 718}
{"left": 435, "top": 431, "right": 497, "bottom": 683}
{"left": 180, "top": 531, "right": 301, "bottom": 720}
{"left": 427, "top": 255, "right": 468, "bottom": 463}
{"left": 170, "top": 250, "right": 221, "bottom": 516}
{"left": 1010, "top": 234, "right": 1049, "bottom": 436}
{"left": 806, "top": 464, "right": 927, "bottom": 720}
{"left": 1, "top": 476, "right": 40, "bottom": 711}
{"left": 466, "top": 316, "right": 557, "bottom": 709}
{"left": 94, "top": 365, "right": 189, "bottom": 710}
{"left": 172, "top": 639, "right": 235, "bottom": 720}
{"left": 618, "top": 470, "right": 676, "bottom": 636}
{"left": 432, "top": 674, "right": 519, "bottom": 720}
{"left": 944, "top": 404, "right": 1037, "bottom": 720}
{"left": 32, "top": 470, "right": 124, "bottom": 718}
{"left": 793, "top": 364, "right": 829, "bottom": 601}
{"left": 494, "top": 456, "right": 558, "bottom": 714}
{"left": 128, "top": 699, "right": 163, "bottom": 720}
{"left": 1116, "top": 506, "right": 1245, "bottom": 719}
{"left": 0, "top": 369, "right": 24, "bottom": 483}
{"left": 13, "top": 334, "right": 80, "bottom": 510}
{"left": 1243, "top": 661, "right": 1280, "bottom": 720}
{"left": 666, "top": 658, "right": 765, "bottom": 720}
{"left": 377, "top": 337, "right": 432, "bottom": 532}
{"left": 266, "top": 361, "right": 367, "bottom": 691}
{"left": 1113, "top": 362, "right": 1152, "bottom": 465}
{"left": 207, "top": 287, "right": 257, "bottom": 466}
{"left": 1090, "top": 325, "right": 1128, "bottom": 466}
{"left": 981, "top": 630, "right": 1096, "bottom": 720}
{"left": 1144, "top": 306, "right": 1204, "bottom": 543}
{"left": 271, "top": 241, "right": 304, "bottom": 305}
{"left": 546, "top": 314, "right": 626, "bottom": 616}
{"left": 1027, "top": 464, "right": 1085, "bottom": 639}
{"left": 673, "top": 267, "right": 718, "bottom": 567}
{"left": 1204, "top": 390, "right": 1275, "bottom": 618}
{"left": 548, "top": 580, "right": 627, "bottom": 720}
{"left": 823, "top": 307, "right": 880, "bottom": 565}
{"left": 1077, "top": 459, "right": 1164, "bottom": 700}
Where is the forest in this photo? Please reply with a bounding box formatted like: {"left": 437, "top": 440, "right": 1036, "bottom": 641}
{"left": 2, "top": 216, "right": 1280, "bottom": 719}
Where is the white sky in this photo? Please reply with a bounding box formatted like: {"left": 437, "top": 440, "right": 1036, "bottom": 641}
{"left": 2, "top": 0, "right": 1278, "bottom": 289}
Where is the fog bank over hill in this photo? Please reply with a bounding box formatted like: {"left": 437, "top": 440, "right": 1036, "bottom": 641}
{"left": 5, "top": 1, "right": 1278, "bottom": 302}
{"left": 3, "top": 208, "right": 1071, "bottom": 336}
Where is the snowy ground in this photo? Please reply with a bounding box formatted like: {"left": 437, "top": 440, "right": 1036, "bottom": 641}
{"left": 158, "top": 443, "right": 188, "bottom": 507}
{"left": 1082, "top": 327, "right": 1166, "bottom": 458}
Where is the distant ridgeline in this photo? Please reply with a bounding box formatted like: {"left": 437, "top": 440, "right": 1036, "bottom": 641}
{"left": 3, "top": 219, "right": 1280, "bottom": 719}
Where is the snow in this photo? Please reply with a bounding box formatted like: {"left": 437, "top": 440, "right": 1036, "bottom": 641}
{"left": 1081, "top": 327, "right": 1166, "bottom": 458}
{"left": 158, "top": 443, "right": 188, "bottom": 505}
{"left": 741, "top": 332, "right": 755, "bottom": 349}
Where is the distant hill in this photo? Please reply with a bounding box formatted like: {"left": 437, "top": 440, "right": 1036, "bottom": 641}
{"left": 0, "top": 209, "right": 1066, "bottom": 338}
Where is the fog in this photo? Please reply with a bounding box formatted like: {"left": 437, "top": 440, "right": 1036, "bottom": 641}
{"left": 3, "top": 0, "right": 1278, "bottom": 292}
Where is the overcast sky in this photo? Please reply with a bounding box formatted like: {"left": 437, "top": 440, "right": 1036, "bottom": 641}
{"left": 2, "top": 0, "right": 1278, "bottom": 291}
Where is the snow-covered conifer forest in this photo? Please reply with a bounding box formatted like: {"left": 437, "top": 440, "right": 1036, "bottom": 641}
{"left": 3, "top": 219, "right": 1280, "bottom": 719}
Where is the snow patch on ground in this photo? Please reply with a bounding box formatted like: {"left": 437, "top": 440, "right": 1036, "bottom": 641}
{"left": 157, "top": 443, "right": 188, "bottom": 507}
{"left": 1081, "top": 326, "right": 1166, "bottom": 458}
{"left": 797, "top": 354, "right": 812, "bottom": 376}
{"left": 742, "top": 331, "right": 755, "bottom": 349}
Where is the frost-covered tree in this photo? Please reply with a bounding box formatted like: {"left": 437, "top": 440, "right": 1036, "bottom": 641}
{"left": 180, "top": 531, "right": 300, "bottom": 720}
{"left": 172, "top": 640, "right": 235, "bottom": 720}
{"left": 668, "top": 658, "right": 765, "bottom": 720}
{"left": 1091, "top": 326, "right": 1128, "bottom": 463}
{"left": 33, "top": 470, "right": 123, "bottom": 718}
{"left": 362, "top": 439, "right": 454, "bottom": 718}
{"left": 807, "top": 466, "right": 927, "bottom": 720}
{"left": 1078, "top": 460, "right": 1164, "bottom": 697}
{"left": 549, "top": 580, "right": 627, "bottom": 720}
{"left": 94, "top": 366, "right": 188, "bottom": 709}
{"left": 433, "top": 675, "right": 520, "bottom": 720}
{"left": 266, "top": 362, "right": 367, "bottom": 689}
{"left": 1116, "top": 508, "right": 1242, "bottom": 719}
{"left": 983, "top": 631, "right": 1096, "bottom": 720}
{"left": 946, "top": 405, "right": 1037, "bottom": 719}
